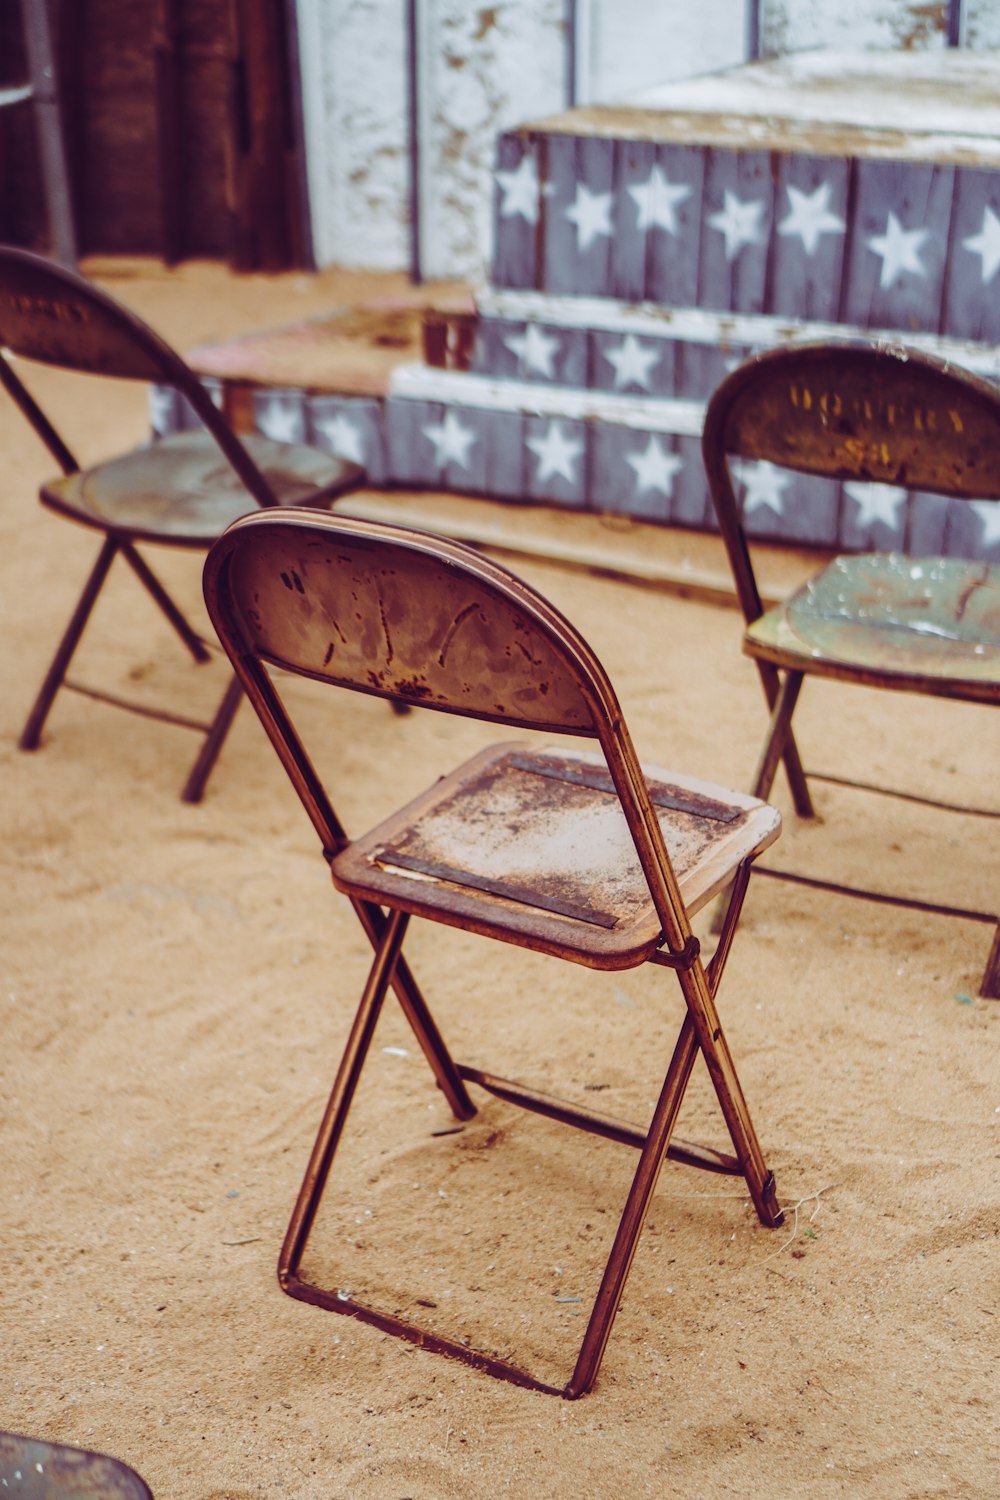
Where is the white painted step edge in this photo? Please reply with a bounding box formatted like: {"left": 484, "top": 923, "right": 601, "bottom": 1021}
{"left": 473, "top": 288, "right": 1000, "bottom": 379}
{"left": 388, "top": 363, "right": 707, "bottom": 435}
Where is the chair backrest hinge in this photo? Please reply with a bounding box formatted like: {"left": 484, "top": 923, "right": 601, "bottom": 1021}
{"left": 651, "top": 934, "right": 701, "bottom": 970}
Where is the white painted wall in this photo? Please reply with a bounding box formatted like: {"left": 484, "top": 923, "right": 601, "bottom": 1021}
{"left": 966, "top": 0, "right": 1000, "bottom": 48}
{"left": 416, "top": 0, "right": 566, "bottom": 284}
{"left": 297, "top": 0, "right": 971, "bottom": 282}
{"left": 760, "top": 0, "right": 947, "bottom": 54}
{"left": 579, "top": 0, "right": 747, "bottom": 104}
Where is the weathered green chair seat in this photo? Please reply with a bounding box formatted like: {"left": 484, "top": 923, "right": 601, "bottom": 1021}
{"left": 747, "top": 553, "right": 1000, "bottom": 701}
{"left": 41, "top": 428, "right": 358, "bottom": 545}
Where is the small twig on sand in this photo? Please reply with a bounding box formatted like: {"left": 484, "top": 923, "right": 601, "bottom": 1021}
{"left": 765, "top": 1184, "right": 837, "bottom": 1260}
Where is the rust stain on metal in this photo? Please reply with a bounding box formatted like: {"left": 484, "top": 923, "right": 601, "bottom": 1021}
{"left": 437, "top": 602, "right": 481, "bottom": 667}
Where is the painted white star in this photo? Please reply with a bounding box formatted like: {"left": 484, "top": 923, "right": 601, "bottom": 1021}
{"left": 971, "top": 500, "right": 1000, "bottom": 547}
{"left": 625, "top": 435, "right": 683, "bottom": 497}
{"left": 731, "top": 459, "right": 792, "bottom": 517}
{"left": 257, "top": 397, "right": 304, "bottom": 443}
{"left": 565, "top": 182, "right": 613, "bottom": 254}
{"left": 527, "top": 421, "right": 583, "bottom": 485}
{"left": 603, "top": 334, "right": 662, "bottom": 392}
{"left": 778, "top": 181, "right": 846, "bottom": 257}
{"left": 963, "top": 206, "right": 1000, "bottom": 286}
{"left": 495, "top": 154, "right": 541, "bottom": 224}
{"left": 843, "top": 482, "right": 907, "bottom": 528}
{"left": 867, "top": 211, "right": 930, "bottom": 291}
{"left": 312, "top": 411, "right": 365, "bottom": 465}
{"left": 423, "top": 410, "right": 477, "bottom": 470}
{"left": 504, "top": 323, "right": 561, "bottom": 378}
{"left": 707, "top": 191, "right": 766, "bottom": 261}
{"left": 628, "top": 164, "right": 691, "bottom": 234}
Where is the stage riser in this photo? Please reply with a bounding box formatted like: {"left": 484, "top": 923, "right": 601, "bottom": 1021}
{"left": 493, "top": 132, "right": 1000, "bottom": 347}
{"left": 150, "top": 379, "right": 1000, "bottom": 562}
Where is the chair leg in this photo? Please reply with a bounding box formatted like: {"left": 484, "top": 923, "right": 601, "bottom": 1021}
{"left": 757, "top": 662, "right": 813, "bottom": 816}
{"left": 279, "top": 908, "right": 410, "bottom": 1281}
{"left": 679, "top": 961, "right": 783, "bottom": 1231}
{"left": 20, "top": 535, "right": 119, "bottom": 750}
{"left": 570, "top": 907, "right": 783, "bottom": 1397}
{"left": 753, "top": 669, "right": 806, "bottom": 803}
{"left": 980, "top": 922, "right": 1000, "bottom": 1000}
{"left": 180, "top": 673, "right": 244, "bottom": 803}
{"left": 566, "top": 1010, "right": 700, "bottom": 1398}
{"left": 354, "top": 899, "right": 477, "bottom": 1122}
{"left": 121, "top": 542, "right": 211, "bottom": 663}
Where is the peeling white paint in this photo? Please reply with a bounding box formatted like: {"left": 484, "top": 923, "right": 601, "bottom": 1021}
{"left": 586, "top": 0, "right": 747, "bottom": 103}
{"left": 760, "top": 0, "right": 947, "bottom": 56}
{"left": 297, "top": 0, "right": 412, "bottom": 271}
{"left": 966, "top": 0, "right": 1000, "bottom": 48}
{"left": 296, "top": 0, "right": 962, "bottom": 280}
{"left": 417, "top": 0, "right": 566, "bottom": 282}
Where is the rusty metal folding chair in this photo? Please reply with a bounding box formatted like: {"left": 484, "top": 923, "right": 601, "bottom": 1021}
{"left": 0, "top": 1432, "right": 152, "bottom": 1500}
{"left": 702, "top": 341, "right": 1000, "bottom": 997}
{"left": 0, "top": 245, "right": 362, "bottom": 801}
{"left": 203, "top": 507, "right": 785, "bottom": 1397}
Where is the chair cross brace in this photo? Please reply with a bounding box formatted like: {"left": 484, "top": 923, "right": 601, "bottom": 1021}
{"left": 277, "top": 859, "right": 779, "bottom": 1397}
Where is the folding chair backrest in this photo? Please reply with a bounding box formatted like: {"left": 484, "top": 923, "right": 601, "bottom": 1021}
{"left": 0, "top": 1431, "right": 153, "bottom": 1500}
{"left": 208, "top": 510, "right": 603, "bottom": 729}
{"left": 703, "top": 341, "right": 1000, "bottom": 497}
{"left": 0, "top": 243, "right": 188, "bottom": 382}
{"left": 0, "top": 244, "right": 278, "bottom": 503}
{"left": 702, "top": 341, "right": 1000, "bottom": 622}
{"left": 204, "top": 508, "right": 692, "bottom": 949}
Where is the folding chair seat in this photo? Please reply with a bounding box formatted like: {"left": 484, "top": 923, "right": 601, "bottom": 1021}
{"left": 0, "top": 1431, "right": 153, "bottom": 1500}
{"left": 702, "top": 341, "right": 1000, "bottom": 997}
{"left": 0, "top": 245, "right": 362, "bottom": 801}
{"left": 203, "top": 508, "right": 785, "bottom": 1397}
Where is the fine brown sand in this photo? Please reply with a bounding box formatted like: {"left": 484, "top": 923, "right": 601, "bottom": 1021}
{"left": 2, "top": 259, "right": 998, "bottom": 1500}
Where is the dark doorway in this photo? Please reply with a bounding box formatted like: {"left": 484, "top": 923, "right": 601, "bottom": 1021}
{"left": 0, "top": 0, "right": 311, "bottom": 270}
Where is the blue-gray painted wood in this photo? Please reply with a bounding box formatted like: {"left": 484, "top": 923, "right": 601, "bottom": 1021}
{"left": 481, "top": 408, "right": 529, "bottom": 499}
{"left": 646, "top": 144, "right": 706, "bottom": 309}
{"left": 610, "top": 137, "right": 656, "bottom": 303}
{"left": 308, "top": 395, "right": 388, "bottom": 485}
{"left": 942, "top": 167, "right": 1000, "bottom": 343}
{"left": 492, "top": 132, "right": 540, "bottom": 291}
{"left": 770, "top": 155, "right": 850, "bottom": 323}
{"left": 842, "top": 159, "right": 955, "bottom": 334}
{"left": 524, "top": 413, "right": 588, "bottom": 506}
{"left": 699, "top": 149, "right": 773, "bottom": 314}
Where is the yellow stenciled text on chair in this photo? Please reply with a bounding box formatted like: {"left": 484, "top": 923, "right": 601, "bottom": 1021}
{"left": 702, "top": 341, "right": 1000, "bottom": 998}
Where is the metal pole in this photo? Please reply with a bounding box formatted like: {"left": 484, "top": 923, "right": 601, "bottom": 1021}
{"left": 405, "top": 0, "right": 422, "bottom": 283}
{"left": 20, "top": 0, "right": 77, "bottom": 264}
{"left": 746, "top": 0, "right": 761, "bottom": 61}
{"left": 565, "top": 0, "right": 577, "bottom": 107}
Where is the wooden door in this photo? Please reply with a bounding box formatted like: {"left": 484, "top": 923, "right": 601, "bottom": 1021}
{"left": 0, "top": 0, "right": 309, "bottom": 269}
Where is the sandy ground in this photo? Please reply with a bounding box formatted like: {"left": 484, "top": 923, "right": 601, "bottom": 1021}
{"left": 2, "top": 259, "right": 998, "bottom": 1500}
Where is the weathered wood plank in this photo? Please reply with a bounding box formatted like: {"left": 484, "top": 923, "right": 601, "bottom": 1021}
{"left": 524, "top": 413, "right": 588, "bottom": 506}
{"left": 539, "top": 132, "right": 580, "bottom": 295}
{"left": 769, "top": 154, "right": 850, "bottom": 322}
{"left": 842, "top": 159, "right": 955, "bottom": 334}
{"left": 308, "top": 395, "right": 388, "bottom": 485}
{"left": 610, "top": 136, "right": 656, "bottom": 303}
{"left": 590, "top": 327, "right": 675, "bottom": 397}
{"left": 699, "top": 149, "right": 774, "bottom": 314}
{"left": 492, "top": 131, "right": 540, "bottom": 290}
{"left": 646, "top": 144, "right": 706, "bottom": 308}
{"left": 481, "top": 408, "right": 528, "bottom": 499}
{"left": 942, "top": 167, "right": 1000, "bottom": 343}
